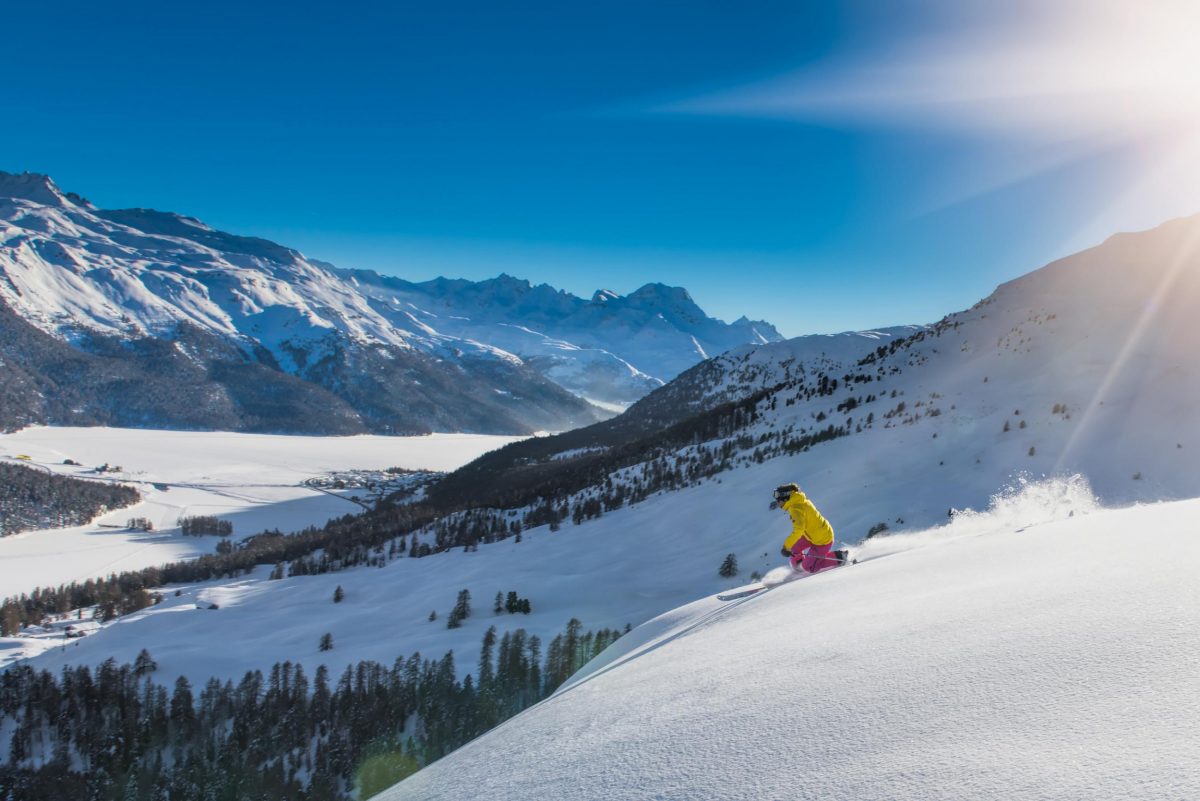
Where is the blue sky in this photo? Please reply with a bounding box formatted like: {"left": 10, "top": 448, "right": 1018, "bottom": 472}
{"left": 6, "top": 1, "right": 1199, "bottom": 336}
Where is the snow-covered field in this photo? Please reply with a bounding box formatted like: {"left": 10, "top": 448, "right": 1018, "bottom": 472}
{"left": 0, "top": 427, "right": 520, "bottom": 596}
{"left": 383, "top": 490, "right": 1200, "bottom": 801}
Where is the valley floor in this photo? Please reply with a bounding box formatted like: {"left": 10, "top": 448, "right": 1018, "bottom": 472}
{"left": 0, "top": 427, "right": 521, "bottom": 597}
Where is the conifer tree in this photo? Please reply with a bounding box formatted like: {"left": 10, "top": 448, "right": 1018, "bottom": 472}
{"left": 447, "top": 589, "right": 472, "bottom": 629}
{"left": 478, "top": 626, "right": 496, "bottom": 689}
{"left": 134, "top": 648, "right": 157, "bottom": 676}
{"left": 719, "top": 553, "right": 738, "bottom": 578}
{"left": 1, "top": 602, "right": 20, "bottom": 636}
{"left": 170, "top": 676, "right": 195, "bottom": 736}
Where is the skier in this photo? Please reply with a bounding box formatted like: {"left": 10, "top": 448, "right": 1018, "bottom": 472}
{"left": 774, "top": 483, "right": 845, "bottom": 573}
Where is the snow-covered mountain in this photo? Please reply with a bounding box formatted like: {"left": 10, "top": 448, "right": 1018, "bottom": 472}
{"left": 339, "top": 270, "right": 782, "bottom": 407}
{"left": 622, "top": 324, "right": 925, "bottom": 427}
{"left": 0, "top": 171, "right": 781, "bottom": 433}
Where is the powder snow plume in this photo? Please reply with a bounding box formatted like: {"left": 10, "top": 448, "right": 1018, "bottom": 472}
{"left": 854, "top": 474, "right": 1100, "bottom": 561}
{"left": 761, "top": 566, "right": 795, "bottom": 586}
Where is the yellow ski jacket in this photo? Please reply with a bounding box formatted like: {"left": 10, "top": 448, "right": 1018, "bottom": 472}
{"left": 782, "top": 490, "right": 835, "bottom": 549}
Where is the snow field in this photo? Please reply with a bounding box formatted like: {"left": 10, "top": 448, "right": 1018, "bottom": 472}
{"left": 382, "top": 494, "right": 1200, "bottom": 801}
{"left": 0, "top": 427, "right": 521, "bottom": 595}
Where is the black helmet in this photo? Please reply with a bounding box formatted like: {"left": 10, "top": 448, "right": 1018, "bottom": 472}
{"left": 773, "top": 483, "right": 799, "bottom": 504}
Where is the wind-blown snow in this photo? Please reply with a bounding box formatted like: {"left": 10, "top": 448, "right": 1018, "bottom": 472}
{"left": 383, "top": 487, "right": 1200, "bottom": 801}
{"left": 853, "top": 472, "right": 1100, "bottom": 561}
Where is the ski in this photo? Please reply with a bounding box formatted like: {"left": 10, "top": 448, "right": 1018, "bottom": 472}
{"left": 716, "top": 586, "right": 767, "bottom": 601}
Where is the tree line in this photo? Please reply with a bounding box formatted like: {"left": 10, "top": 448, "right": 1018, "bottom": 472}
{"left": 0, "top": 617, "right": 624, "bottom": 801}
{"left": 179, "top": 515, "right": 233, "bottom": 537}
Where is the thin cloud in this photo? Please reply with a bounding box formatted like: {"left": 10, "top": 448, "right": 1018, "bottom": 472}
{"left": 658, "top": 1, "right": 1200, "bottom": 144}
{"left": 652, "top": 0, "right": 1200, "bottom": 241}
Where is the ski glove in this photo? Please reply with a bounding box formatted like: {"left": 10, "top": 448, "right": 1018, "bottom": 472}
{"left": 780, "top": 547, "right": 791, "bottom": 558}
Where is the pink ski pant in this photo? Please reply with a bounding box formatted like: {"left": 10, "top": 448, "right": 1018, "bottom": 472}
{"left": 790, "top": 537, "right": 838, "bottom": 573}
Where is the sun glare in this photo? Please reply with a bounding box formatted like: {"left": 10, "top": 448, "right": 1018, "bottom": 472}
{"left": 666, "top": 0, "right": 1200, "bottom": 240}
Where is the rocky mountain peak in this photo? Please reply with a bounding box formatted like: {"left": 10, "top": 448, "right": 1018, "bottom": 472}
{"left": 627, "top": 283, "right": 695, "bottom": 308}
{"left": 0, "top": 171, "right": 75, "bottom": 208}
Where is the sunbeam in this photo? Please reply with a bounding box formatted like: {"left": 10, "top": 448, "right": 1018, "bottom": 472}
{"left": 1053, "top": 216, "right": 1200, "bottom": 473}
{"left": 660, "top": 0, "right": 1200, "bottom": 231}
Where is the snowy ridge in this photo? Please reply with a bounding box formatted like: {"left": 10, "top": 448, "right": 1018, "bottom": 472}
{"left": 652, "top": 325, "right": 927, "bottom": 415}
{"left": 339, "top": 270, "right": 783, "bottom": 406}
{"left": 0, "top": 179, "right": 501, "bottom": 360}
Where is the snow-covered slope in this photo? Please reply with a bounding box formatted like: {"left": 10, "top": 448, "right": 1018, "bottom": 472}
{"left": 0, "top": 171, "right": 780, "bottom": 431}
{"left": 627, "top": 325, "right": 925, "bottom": 423}
{"left": 383, "top": 494, "right": 1200, "bottom": 801}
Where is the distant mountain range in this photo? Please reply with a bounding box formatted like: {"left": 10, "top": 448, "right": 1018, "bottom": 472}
{"left": 0, "top": 171, "right": 780, "bottom": 434}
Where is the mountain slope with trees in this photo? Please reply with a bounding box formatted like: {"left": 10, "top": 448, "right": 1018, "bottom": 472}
{"left": 0, "top": 618, "right": 625, "bottom": 801}
{"left": 0, "top": 462, "right": 139, "bottom": 536}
